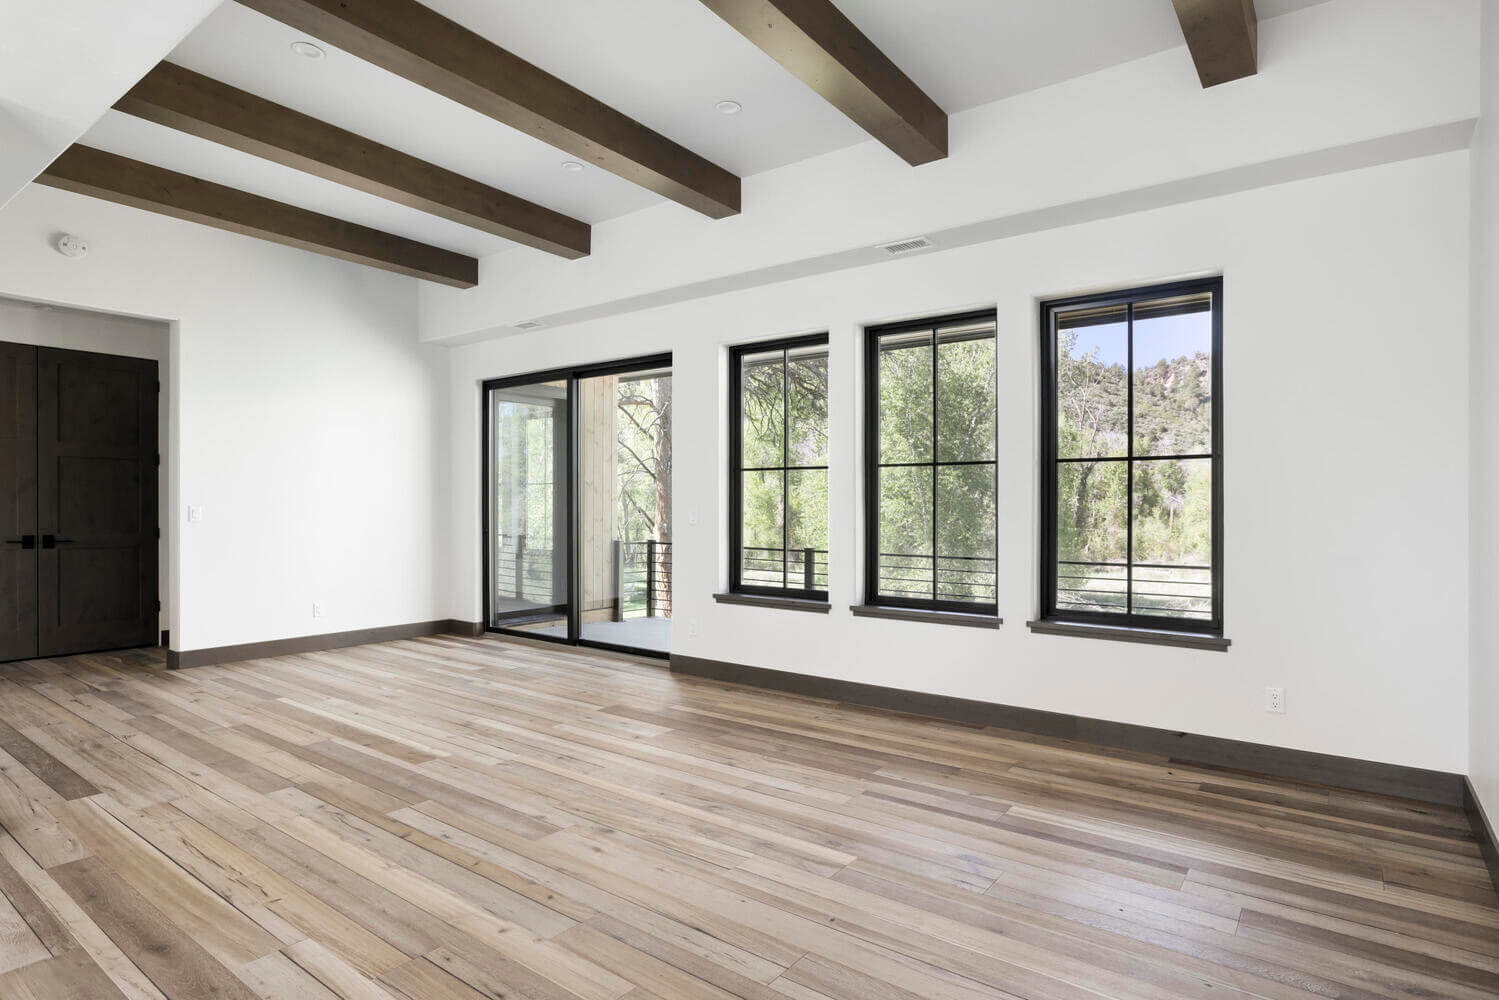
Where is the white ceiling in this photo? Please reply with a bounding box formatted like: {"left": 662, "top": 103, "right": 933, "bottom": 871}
{"left": 70, "top": 0, "right": 1331, "bottom": 261}
{"left": 0, "top": 0, "right": 218, "bottom": 207}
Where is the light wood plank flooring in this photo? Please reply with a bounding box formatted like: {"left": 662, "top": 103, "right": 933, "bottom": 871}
{"left": 0, "top": 634, "right": 1495, "bottom": 1000}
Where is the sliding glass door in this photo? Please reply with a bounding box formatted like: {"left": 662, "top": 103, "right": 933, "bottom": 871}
{"left": 483, "top": 354, "right": 671, "bottom": 656}
{"left": 486, "top": 377, "right": 570, "bottom": 634}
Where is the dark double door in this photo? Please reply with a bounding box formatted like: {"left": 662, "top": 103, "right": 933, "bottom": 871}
{"left": 1, "top": 342, "right": 158, "bottom": 662}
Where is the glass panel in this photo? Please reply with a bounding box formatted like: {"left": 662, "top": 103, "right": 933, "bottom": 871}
{"left": 786, "top": 468, "right": 828, "bottom": 592}
{"left": 740, "top": 469, "right": 785, "bottom": 589}
{"left": 488, "top": 380, "right": 569, "bottom": 633}
{"left": 786, "top": 344, "right": 829, "bottom": 468}
{"left": 1056, "top": 304, "right": 1128, "bottom": 459}
{"left": 877, "top": 465, "right": 933, "bottom": 600}
{"left": 579, "top": 367, "right": 672, "bottom": 653}
{"left": 1133, "top": 292, "right": 1213, "bottom": 457}
{"left": 935, "top": 319, "right": 996, "bottom": 463}
{"left": 1055, "top": 459, "right": 1127, "bottom": 615}
{"left": 936, "top": 464, "right": 996, "bottom": 604}
{"left": 877, "top": 329, "right": 933, "bottom": 463}
{"left": 739, "top": 349, "right": 784, "bottom": 469}
{"left": 1131, "top": 458, "right": 1213, "bottom": 620}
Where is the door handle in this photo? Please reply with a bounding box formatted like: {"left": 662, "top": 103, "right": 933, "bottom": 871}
{"left": 39, "top": 535, "right": 73, "bottom": 549}
{"left": 3, "top": 535, "right": 36, "bottom": 549}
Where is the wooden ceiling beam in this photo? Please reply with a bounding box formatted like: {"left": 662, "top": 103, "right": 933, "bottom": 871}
{"left": 36, "top": 145, "right": 478, "bottom": 287}
{"left": 116, "top": 62, "right": 589, "bottom": 259}
{"left": 696, "top": 0, "right": 946, "bottom": 166}
{"left": 1171, "top": 0, "right": 1258, "bottom": 88}
{"left": 235, "top": 0, "right": 741, "bottom": 219}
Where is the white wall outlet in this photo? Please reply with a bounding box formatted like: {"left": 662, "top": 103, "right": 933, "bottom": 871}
{"left": 187, "top": 505, "right": 204, "bottom": 522}
{"left": 1265, "top": 686, "right": 1285, "bottom": 714}
{"left": 312, "top": 603, "right": 325, "bottom": 618}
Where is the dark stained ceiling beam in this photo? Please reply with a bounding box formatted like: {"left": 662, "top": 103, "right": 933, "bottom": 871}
{"left": 36, "top": 145, "right": 478, "bottom": 287}
{"left": 1171, "top": 0, "right": 1258, "bottom": 88}
{"left": 695, "top": 0, "right": 946, "bottom": 166}
{"left": 116, "top": 60, "right": 587, "bottom": 260}
{"left": 116, "top": 62, "right": 589, "bottom": 259}
{"left": 235, "top": 0, "right": 742, "bottom": 219}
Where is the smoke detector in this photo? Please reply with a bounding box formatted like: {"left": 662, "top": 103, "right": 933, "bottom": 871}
{"left": 55, "top": 234, "right": 88, "bottom": 259}
{"left": 514, "top": 320, "right": 545, "bottom": 330}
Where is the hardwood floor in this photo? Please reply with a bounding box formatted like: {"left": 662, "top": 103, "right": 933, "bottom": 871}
{"left": 0, "top": 634, "right": 1495, "bottom": 1000}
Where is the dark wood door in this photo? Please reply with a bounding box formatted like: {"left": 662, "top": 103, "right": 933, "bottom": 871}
{"left": 0, "top": 343, "right": 39, "bottom": 661}
{"left": 35, "top": 347, "right": 157, "bottom": 657}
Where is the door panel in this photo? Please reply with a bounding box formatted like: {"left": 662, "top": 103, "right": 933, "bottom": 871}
{"left": 486, "top": 378, "right": 571, "bottom": 635}
{"left": 37, "top": 347, "right": 157, "bottom": 656}
{"left": 577, "top": 365, "right": 672, "bottom": 655}
{"left": 0, "top": 343, "right": 38, "bottom": 661}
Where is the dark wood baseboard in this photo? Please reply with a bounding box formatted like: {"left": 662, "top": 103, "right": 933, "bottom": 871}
{"left": 167, "top": 619, "right": 474, "bottom": 669}
{"left": 444, "top": 619, "right": 485, "bottom": 637}
{"left": 1465, "top": 779, "right": 1499, "bottom": 901}
{"left": 669, "top": 653, "right": 1466, "bottom": 807}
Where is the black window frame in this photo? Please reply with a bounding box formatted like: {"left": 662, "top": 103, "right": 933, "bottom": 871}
{"left": 1038, "top": 275, "right": 1224, "bottom": 636}
{"left": 862, "top": 309, "right": 999, "bottom": 615}
{"left": 727, "top": 333, "right": 831, "bottom": 600}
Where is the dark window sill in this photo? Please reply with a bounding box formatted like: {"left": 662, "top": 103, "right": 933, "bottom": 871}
{"left": 1026, "top": 619, "right": 1230, "bottom": 651}
{"left": 850, "top": 604, "right": 1001, "bottom": 629}
{"left": 713, "top": 592, "right": 830, "bottom": 614}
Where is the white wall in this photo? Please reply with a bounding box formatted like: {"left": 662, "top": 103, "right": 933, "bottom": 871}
{"left": 420, "top": 0, "right": 1479, "bottom": 344}
{"left": 1470, "top": 1, "right": 1499, "bottom": 817}
{"left": 447, "top": 151, "right": 1472, "bottom": 774}
{"left": 0, "top": 297, "right": 170, "bottom": 632}
{"left": 0, "top": 184, "right": 446, "bottom": 653}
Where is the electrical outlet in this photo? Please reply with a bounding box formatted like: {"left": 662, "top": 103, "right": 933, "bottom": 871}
{"left": 688, "top": 618, "right": 698, "bottom": 637}
{"left": 1264, "top": 686, "right": 1285, "bottom": 714}
{"left": 313, "top": 603, "right": 325, "bottom": 618}
{"left": 187, "top": 505, "right": 204, "bottom": 522}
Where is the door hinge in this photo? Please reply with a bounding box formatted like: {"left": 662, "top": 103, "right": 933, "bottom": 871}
{"left": 155, "top": 527, "right": 160, "bottom": 540}
{"left": 155, "top": 600, "right": 161, "bottom": 612}
{"left": 155, "top": 453, "right": 161, "bottom": 467}
{"left": 155, "top": 380, "right": 161, "bottom": 392}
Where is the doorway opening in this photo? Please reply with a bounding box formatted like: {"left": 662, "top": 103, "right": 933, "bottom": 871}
{"left": 1, "top": 340, "right": 160, "bottom": 662}
{"left": 483, "top": 354, "right": 672, "bottom": 657}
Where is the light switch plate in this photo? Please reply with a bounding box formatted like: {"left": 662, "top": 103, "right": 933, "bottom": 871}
{"left": 187, "top": 505, "right": 204, "bottom": 522}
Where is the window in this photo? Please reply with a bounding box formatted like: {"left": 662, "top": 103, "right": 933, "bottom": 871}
{"left": 1039, "top": 277, "right": 1223, "bottom": 634}
{"left": 728, "top": 335, "right": 829, "bottom": 598}
{"left": 863, "top": 311, "right": 997, "bottom": 612}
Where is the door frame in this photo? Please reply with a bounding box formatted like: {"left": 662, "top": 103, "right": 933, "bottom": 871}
{"left": 480, "top": 351, "right": 672, "bottom": 659}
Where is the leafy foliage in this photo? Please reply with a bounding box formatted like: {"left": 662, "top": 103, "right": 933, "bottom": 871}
{"left": 874, "top": 330, "right": 996, "bottom": 604}
{"left": 739, "top": 348, "right": 829, "bottom": 590}
{"left": 1054, "top": 312, "right": 1214, "bottom": 620}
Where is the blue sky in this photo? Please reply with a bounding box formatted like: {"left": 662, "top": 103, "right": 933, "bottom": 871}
{"left": 1064, "top": 312, "right": 1210, "bottom": 368}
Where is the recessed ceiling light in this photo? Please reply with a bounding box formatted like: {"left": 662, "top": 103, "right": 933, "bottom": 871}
{"left": 560, "top": 161, "right": 584, "bottom": 173}
{"left": 715, "top": 99, "right": 743, "bottom": 116}
{"left": 290, "top": 40, "right": 325, "bottom": 59}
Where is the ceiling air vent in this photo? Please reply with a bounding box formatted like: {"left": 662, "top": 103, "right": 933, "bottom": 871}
{"left": 879, "top": 236, "right": 934, "bottom": 256}
{"left": 514, "top": 320, "right": 545, "bottom": 330}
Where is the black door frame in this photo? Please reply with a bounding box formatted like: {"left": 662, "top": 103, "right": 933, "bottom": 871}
{"left": 481, "top": 351, "right": 672, "bottom": 659}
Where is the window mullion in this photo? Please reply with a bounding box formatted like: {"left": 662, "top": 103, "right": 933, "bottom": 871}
{"left": 1125, "top": 302, "right": 1135, "bottom": 619}
{"left": 930, "top": 329, "right": 939, "bottom": 603}
{"left": 781, "top": 348, "right": 790, "bottom": 592}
